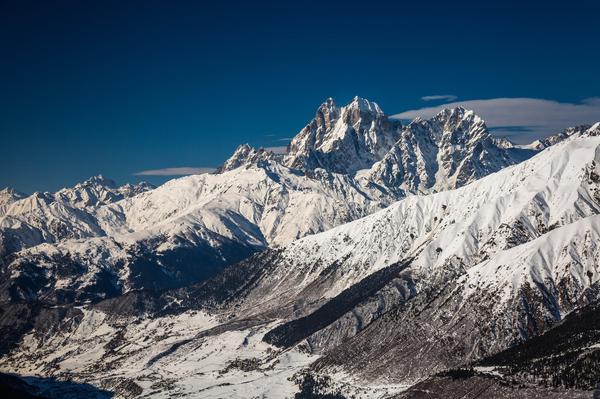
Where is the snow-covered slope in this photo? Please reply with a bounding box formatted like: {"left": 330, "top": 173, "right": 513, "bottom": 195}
{"left": 2, "top": 176, "right": 153, "bottom": 218}
{"left": 2, "top": 135, "right": 600, "bottom": 398}
{"left": 0, "top": 163, "right": 391, "bottom": 303}
{"left": 0, "top": 188, "right": 26, "bottom": 217}
{"left": 0, "top": 177, "right": 154, "bottom": 261}
{"left": 299, "top": 138, "right": 600, "bottom": 386}
{"left": 220, "top": 137, "right": 600, "bottom": 318}
{"left": 0, "top": 306, "right": 322, "bottom": 399}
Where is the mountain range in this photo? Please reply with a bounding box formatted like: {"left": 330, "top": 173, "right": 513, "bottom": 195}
{"left": 1, "top": 97, "right": 599, "bottom": 398}
{"left": 0, "top": 97, "right": 535, "bottom": 305}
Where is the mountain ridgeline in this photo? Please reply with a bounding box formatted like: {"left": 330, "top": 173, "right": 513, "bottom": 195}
{"left": 1, "top": 98, "right": 600, "bottom": 398}
{"left": 0, "top": 97, "right": 533, "bottom": 306}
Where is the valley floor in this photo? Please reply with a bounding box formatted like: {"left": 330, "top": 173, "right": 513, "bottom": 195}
{"left": 0, "top": 309, "right": 319, "bottom": 398}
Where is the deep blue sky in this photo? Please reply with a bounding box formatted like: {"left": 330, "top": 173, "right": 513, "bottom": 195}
{"left": 1, "top": 0, "right": 599, "bottom": 193}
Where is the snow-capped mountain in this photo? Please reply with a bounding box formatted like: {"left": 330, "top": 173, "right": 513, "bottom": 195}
{"left": 282, "top": 97, "right": 524, "bottom": 196}
{"left": 206, "top": 136, "right": 600, "bottom": 326}
{"left": 217, "top": 143, "right": 281, "bottom": 172}
{"left": 0, "top": 98, "right": 529, "bottom": 305}
{"left": 0, "top": 188, "right": 26, "bottom": 217}
{"left": 2, "top": 175, "right": 154, "bottom": 216}
{"left": 0, "top": 177, "right": 154, "bottom": 261}
{"left": 2, "top": 134, "right": 599, "bottom": 398}
{"left": 53, "top": 175, "right": 155, "bottom": 208}
{"left": 366, "top": 107, "right": 522, "bottom": 195}
{"left": 284, "top": 97, "right": 402, "bottom": 174}
{"left": 527, "top": 122, "right": 600, "bottom": 150}
{"left": 0, "top": 163, "right": 389, "bottom": 303}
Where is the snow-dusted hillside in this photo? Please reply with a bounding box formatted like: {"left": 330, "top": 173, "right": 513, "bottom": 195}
{"left": 218, "top": 137, "right": 600, "bottom": 319}
{"left": 0, "top": 98, "right": 528, "bottom": 304}
{"left": 2, "top": 135, "right": 599, "bottom": 398}
{"left": 0, "top": 163, "right": 390, "bottom": 303}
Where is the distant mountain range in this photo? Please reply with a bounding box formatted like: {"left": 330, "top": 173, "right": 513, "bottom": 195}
{"left": 1, "top": 98, "right": 599, "bottom": 398}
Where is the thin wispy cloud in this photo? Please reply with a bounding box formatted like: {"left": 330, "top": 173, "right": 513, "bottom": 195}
{"left": 394, "top": 97, "right": 600, "bottom": 143}
{"left": 421, "top": 94, "right": 458, "bottom": 102}
{"left": 277, "top": 137, "right": 293, "bottom": 142}
{"left": 134, "top": 167, "right": 216, "bottom": 176}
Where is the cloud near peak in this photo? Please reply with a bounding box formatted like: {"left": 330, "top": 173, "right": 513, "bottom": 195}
{"left": 134, "top": 167, "right": 216, "bottom": 176}
{"left": 394, "top": 97, "right": 600, "bottom": 143}
{"left": 421, "top": 94, "right": 458, "bottom": 102}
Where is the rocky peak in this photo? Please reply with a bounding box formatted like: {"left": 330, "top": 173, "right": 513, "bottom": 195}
{"left": 341, "top": 96, "right": 384, "bottom": 125}
{"left": 531, "top": 124, "right": 597, "bottom": 150}
{"left": 80, "top": 174, "right": 118, "bottom": 189}
{"left": 424, "top": 107, "right": 489, "bottom": 144}
{"left": 218, "top": 144, "right": 278, "bottom": 173}
{"left": 51, "top": 175, "right": 154, "bottom": 208}
{"left": 118, "top": 182, "right": 156, "bottom": 198}
{"left": 589, "top": 122, "right": 600, "bottom": 134}
{"left": 0, "top": 187, "right": 26, "bottom": 201}
{"left": 286, "top": 99, "right": 341, "bottom": 161}
{"left": 367, "top": 107, "right": 517, "bottom": 195}
{"left": 285, "top": 97, "right": 401, "bottom": 174}
{"left": 0, "top": 188, "right": 27, "bottom": 216}
{"left": 315, "top": 97, "right": 340, "bottom": 131}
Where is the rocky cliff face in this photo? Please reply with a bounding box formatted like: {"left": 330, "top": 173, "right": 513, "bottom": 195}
{"left": 367, "top": 107, "right": 516, "bottom": 195}
{"left": 218, "top": 143, "right": 281, "bottom": 172}
{"left": 284, "top": 97, "right": 403, "bottom": 174}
